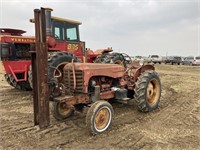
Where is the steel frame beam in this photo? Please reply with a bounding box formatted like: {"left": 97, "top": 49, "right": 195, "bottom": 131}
{"left": 31, "top": 8, "right": 50, "bottom": 128}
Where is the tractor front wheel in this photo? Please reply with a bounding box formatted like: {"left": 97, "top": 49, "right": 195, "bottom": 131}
{"left": 53, "top": 101, "right": 74, "bottom": 120}
{"left": 86, "top": 100, "right": 114, "bottom": 135}
{"left": 134, "top": 70, "right": 161, "bottom": 112}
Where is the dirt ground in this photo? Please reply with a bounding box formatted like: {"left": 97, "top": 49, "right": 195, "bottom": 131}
{"left": 0, "top": 64, "right": 199, "bottom": 150}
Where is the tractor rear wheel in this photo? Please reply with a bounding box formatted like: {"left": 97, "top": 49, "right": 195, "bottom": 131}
{"left": 86, "top": 100, "right": 113, "bottom": 135}
{"left": 53, "top": 101, "right": 74, "bottom": 120}
{"left": 134, "top": 70, "right": 161, "bottom": 112}
{"left": 5, "top": 74, "right": 31, "bottom": 91}
{"left": 28, "top": 52, "right": 62, "bottom": 89}
{"left": 28, "top": 52, "right": 79, "bottom": 94}
{"left": 5, "top": 74, "right": 14, "bottom": 87}
{"left": 28, "top": 65, "right": 33, "bottom": 89}
{"left": 94, "top": 52, "right": 131, "bottom": 68}
{"left": 48, "top": 52, "right": 79, "bottom": 97}
{"left": 18, "top": 80, "right": 32, "bottom": 91}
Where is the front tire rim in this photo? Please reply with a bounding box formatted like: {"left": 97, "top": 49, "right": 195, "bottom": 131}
{"left": 146, "top": 78, "right": 160, "bottom": 105}
{"left": 94, "top": 106, "right": 112, "bottom": 132}
{"left": 58, "top": 102, "right": 71, "bottom": 116}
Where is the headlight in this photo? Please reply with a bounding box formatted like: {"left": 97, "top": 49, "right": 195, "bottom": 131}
{"left": 91, "top": 80, "right": 96, "bottom": 87}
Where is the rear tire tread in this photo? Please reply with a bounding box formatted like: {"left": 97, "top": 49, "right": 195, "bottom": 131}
{"left": 134, "top": 70, "right": 161, "bottom": 112}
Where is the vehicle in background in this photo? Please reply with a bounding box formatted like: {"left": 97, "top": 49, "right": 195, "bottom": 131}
{"left": 192, "top": 56, "right": 200, "bottom": 66}
{"left": 164, "top": 56, "right": 182, "bottom": 65}
{"left": 148, "top": 55, "right": 162, "bottom": 64}
{"left": 131, "top": 56, "right": 149, "bottom": 65}
{"left": 181, "top": 57, "right": 185, "bottom": 62}
{"left": 171, "top": 56, "right": 182, "bottom": 65}
{"left": 182, "top": 56, "right": 194, "bottom": 65}
{"left": 131, "top": 56, "right": 143, "bottom": 62}
{"left": 161, "top": 56, "right": 167, "bottom": 63}
{"left": 164, "top": 56, "right": 173, "bottom": 64}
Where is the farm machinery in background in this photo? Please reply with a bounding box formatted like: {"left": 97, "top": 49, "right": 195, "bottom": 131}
{"left": 1, "top": 7, "right": 162, "bottom": 134}
{"left": 0, "top": 8, "right": 130, "bottom": 91}
{"left": 0, "top": 28, "right": 34, "bottom": 90}
{"left": 37, "top": 9, "right": 160, "bottom": 135}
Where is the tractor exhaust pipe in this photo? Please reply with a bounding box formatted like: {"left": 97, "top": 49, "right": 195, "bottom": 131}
{"left": 44, "top": 8, "right": 53, "bottom": 36}
{"left": 30, "top": 7, "right": 53, "bottom": 36}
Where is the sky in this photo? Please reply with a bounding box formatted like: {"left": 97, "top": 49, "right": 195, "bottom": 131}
{"left": 0, "top": 0, "right": 199, "bottom": 57}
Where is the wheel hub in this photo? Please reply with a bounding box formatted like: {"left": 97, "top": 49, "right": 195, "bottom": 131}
{"left": 95, "top": 108, "right": 110, "bottom": 130}
{"left": 146, "top": 79, "right": 160, "bottom": 105}
{"left": 58, "top": 102, "right": 71, "bottom": 115}
{"left": 147, "top": 82, "right": 154, "bottom": 99}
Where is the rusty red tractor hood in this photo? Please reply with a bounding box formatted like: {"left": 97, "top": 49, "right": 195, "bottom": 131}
{"left": 64, "top": 63, "right": 125, "bottom": 78}
{"left": 64, "top": 63, "right": 125, "bottom": 93}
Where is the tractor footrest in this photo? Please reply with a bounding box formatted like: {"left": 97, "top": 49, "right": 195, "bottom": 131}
{"left": 122, "top": 98, "right": 130, "bottom": 101}
{"left": 54, "top": 96, "right": 74, "bottom": 102}
{"left": 116, "top": 97, "right": 130, "bottom": 104}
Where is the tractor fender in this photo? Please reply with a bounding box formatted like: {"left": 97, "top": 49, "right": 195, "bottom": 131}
{"left": 134, "top": 64, "right": 155, "bottom": 82}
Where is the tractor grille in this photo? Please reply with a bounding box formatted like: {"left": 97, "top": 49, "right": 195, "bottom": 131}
{"left": 64, "top": 69, "right": 84, "bottom": 93}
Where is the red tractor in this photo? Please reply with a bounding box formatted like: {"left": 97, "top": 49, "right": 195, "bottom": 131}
{"left": 29, "top": 8, "right": 161, "bottom": 134}
{"left": 51, "top": 61, "right": 161, "bottom": 135}
{"left": 0, "top": 8, "right": 120, "bottom": 90}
